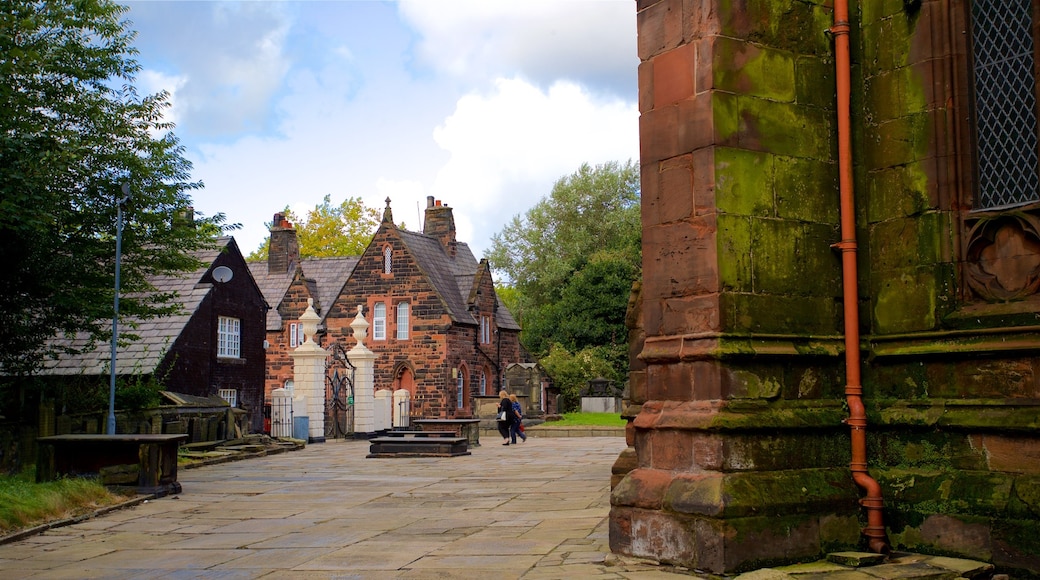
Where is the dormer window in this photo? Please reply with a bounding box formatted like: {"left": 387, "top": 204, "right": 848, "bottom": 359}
{"left": 383, "top": 245, "right": 392, "bottom": 274}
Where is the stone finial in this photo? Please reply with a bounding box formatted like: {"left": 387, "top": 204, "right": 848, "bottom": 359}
{"left": 351, "top": 304, "right": 369, "bottom": 347}
{"left": 300, "top": 298, "right": 320, "bottom": 344}
{"left": 382, "top": 197, "right": 393, "bottom": 224}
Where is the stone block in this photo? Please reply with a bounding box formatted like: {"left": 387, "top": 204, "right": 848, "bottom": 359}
{"left": 637, "top": 0, "right": 684, "bottom": 61}
{"left": 751, "top": 218, "right": 840, "bottom": 296}
{"left": 794, "top": 55, "right": 836, "bottom": 109}
{"left": 774, "top": 155, "right": 839, "bottom": 224}
{"left": 643, "top": 217, "right": 720, "bottom": 301}
{"left": 871, "top": 266, "right": 938, "bottom": 334}
{"left": 714, "top": 37, "right": 796, "bottom": 103}
{"left": 611, "top": 468, "right": 674, "bottom": 510}
{"left": 716, "top": 147, "right": 774, "bottom": 217}
{"left": 866, "top": 165, "right": 930, "bottom": 224}
{"left": 657, "top": 293, "right": 722, "bottom": 336}
{"left": 645, "top": 360, "right": 696, "bottom": 401}
{"left": 653, "top": 154, "right": 695, "bottom": 225}
{"left": 653, "top": 42, "right": 696, "bottom": 108}
{"left": 721, "top": 293, "right": 840, "bottom": 335}
{"left": 717, "top": 214, "right": 753, "bottom": 292}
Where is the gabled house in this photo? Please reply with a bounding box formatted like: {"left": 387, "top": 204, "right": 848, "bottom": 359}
{"left": 247, "top": 213, "right": 359, "bottom": 412}
{"left": 323, "top": 197, "right": 525, "bottom": 420}
{"left": 39, "top": 237, "right": 270, "bottom": 432}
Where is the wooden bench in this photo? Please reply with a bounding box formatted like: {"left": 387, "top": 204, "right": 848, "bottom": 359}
{"left": 367, "top": 435, "right": 470, "bottom": 458}
{"left": 37, "top": 434, "right": 188, "bottom": 496}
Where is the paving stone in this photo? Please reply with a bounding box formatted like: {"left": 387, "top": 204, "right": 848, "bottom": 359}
{"left": 0, "top": 438, "right": 1000, "bottom": 578}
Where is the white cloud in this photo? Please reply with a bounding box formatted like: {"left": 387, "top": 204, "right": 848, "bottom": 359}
{"left": 137, "top": 69, "right": 186, "bottom": 131}
{"left": 429, "top": 77, "right": 638, "bottom": 255}
{"left": 398, "top": 0, "right": 637, "bottom": 96}
{"left": 126, "top": 2, "right": 293, "bottom": 138}
{"left": 126, "top": 1, "right": 640, "bottom": 260}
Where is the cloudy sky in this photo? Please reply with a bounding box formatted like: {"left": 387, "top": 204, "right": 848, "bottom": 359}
{"left": 124, "top": 0, "right": 640, "bottom": 258}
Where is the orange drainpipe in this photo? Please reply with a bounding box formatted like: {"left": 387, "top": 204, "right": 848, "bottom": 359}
{"left": 830, "top": 0, "right": 890, "bottom": 554}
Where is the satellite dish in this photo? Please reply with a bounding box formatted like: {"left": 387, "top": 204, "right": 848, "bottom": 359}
{"left": 212, "top": 266, "right": 234, "bottom": 283}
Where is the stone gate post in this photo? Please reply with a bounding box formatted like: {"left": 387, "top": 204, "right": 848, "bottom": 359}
{"left": 290, "top": 299, "right": 327, "bottom": 443}
{"left": 347, "top": 305, "right": 377, "bottom": 438}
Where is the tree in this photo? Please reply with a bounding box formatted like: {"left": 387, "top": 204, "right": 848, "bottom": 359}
{"left": 247, "top": 195, "right": 380, "bottom": 261}
{"left": 485, "top": 162, "right": 640, "bottom": 408}
{"left": 0, "top": 0, "right": 226, "bottom": 377}
{"left": 486, "top": 160, "right": 640, "bottom": 307}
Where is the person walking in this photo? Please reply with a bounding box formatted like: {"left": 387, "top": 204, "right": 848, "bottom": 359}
{"left": 509, "top": 393, "right": 526, "bottom": 443}
{"left": 497, "top": 390, "right": 513, "bottom": 445}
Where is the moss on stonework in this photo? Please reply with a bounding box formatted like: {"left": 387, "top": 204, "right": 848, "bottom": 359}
{"left": 774, "top": 155, "right": 839, "bottom": 224}
{"left": 705, "top": 402, "right": 848, "bottom": 430}
{"left": 745, "top": 97, "right": 835, "bottom": 160}
{"left": 717, "top": 0, "right": 833, "bottom": 56}
{"left": 718, "top": 213, "right": 753, "bottom": 292}
{"left": 722, "top": 293, "right": 840, "bottom": 335}
{"left": 872, "top": 267, "right": 937, "bottom": 333}
{"left": 866, "top": 164, "right": 930, "bottom": 224}
{"left": 877, "top": 468, "right": 1015, "bottom": 517}
{"left": 1012, "top": 475, "right": 1040, "bottom": 516}
{"left": 716, "top": 147, "right": 774, "bottom": 217}
{"left": 751, "top": 219, "right": 840, "bottom": 296}
{"left": 714, "top": 37, "right": 796, "bottom": 103}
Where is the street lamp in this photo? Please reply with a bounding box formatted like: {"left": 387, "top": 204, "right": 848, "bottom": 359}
{"left": 107, "top": 183, "right": 130, "bottom": 435}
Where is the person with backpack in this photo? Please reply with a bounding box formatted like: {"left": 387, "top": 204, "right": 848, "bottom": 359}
{"left": 497, "top": 391, "right": 514, "bottom": 445}
{"left": 509, "top": 393, "right": 526, "bottom": 444}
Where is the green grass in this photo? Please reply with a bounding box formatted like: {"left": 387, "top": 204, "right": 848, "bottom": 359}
{"left": 0, "top": 467, "right": 125, "bottom": 534}
{"left": 549, "top": 412, "right": 626, "bottom": 427}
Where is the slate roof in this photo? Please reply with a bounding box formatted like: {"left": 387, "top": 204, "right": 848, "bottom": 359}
{"left": 396, "top": 228, "right": 520, "bottom": 331}
{"left": 246, "top": 256, "right": 359, "bottom": 330}
{"left": 39, "top": 238, "right": 234, "bottom": 377}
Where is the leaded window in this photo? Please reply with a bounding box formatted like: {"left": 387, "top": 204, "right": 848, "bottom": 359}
{"left": 971, "top": 0, "right": 1040, "bottom": 209}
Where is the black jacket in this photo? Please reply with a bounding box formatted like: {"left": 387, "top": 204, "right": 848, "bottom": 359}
{"left": 498, "top": 398, "right": 513, "bottom": 424}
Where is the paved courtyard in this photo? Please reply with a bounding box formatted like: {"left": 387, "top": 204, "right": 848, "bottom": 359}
{"left": 0, "top": 436, "right": 680, "bottom": 579}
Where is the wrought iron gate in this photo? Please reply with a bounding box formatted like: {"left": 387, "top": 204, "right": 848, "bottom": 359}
{"left": 325, "top": 342, "right": 355, "bottom": 438}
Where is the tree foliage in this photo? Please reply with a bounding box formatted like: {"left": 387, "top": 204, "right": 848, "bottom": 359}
{"left": 485, "top": 161, "right": 640, "bottom": 409}
{"left": 0, "top": 0, "right": 226, "bottom": 376}
{"left": 247, "top": 195, "right": 380, "bottom": 261}
{"left": 487, "top": 160, "right": 641, "bottom": 306}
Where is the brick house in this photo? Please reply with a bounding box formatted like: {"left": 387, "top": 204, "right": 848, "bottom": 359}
{"left": 40, "top": 237, "right": 270, "bottom": 432}
{"left": 251, "top": 199, "right": 525, "bottom": 425}
{"left": 247, "top": 212, "right": 359, "bottom": 414}
{"left": 325, "top": 197, "right": 524, "bottom": 420}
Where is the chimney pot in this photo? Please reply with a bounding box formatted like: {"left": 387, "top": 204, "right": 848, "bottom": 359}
{"left": 427, "top": 196, "right": 435, "bottom": 208}
{"left": 435, "top": 200, "right": 442, "bottom": 207}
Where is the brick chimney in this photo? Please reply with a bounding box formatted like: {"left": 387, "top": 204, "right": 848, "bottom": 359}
{"left": 423, "top": 196, "right": 456, "bottom": 258}
{"left": 268, "top": 212, "right": 299, "bottom": 274}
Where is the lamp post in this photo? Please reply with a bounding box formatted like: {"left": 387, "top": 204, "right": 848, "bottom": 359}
{"left": 107, "top": 183, "right": 130, "bottom": 435}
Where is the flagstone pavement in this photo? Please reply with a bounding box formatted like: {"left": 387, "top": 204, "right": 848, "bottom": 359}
{"left": 0, "top": 436, "right": 995, "bottom": 579}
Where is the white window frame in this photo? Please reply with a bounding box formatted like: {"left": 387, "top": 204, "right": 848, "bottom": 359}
{"left": 481, "top": 315, "right": 492, "bottom": 344}
{"left": 396, "top": 301, "right": 410, "bottom": 340}
{"left": 218, "top": 316, "right": 241, "bottom": 358}
{"left": 480, "top": 370, "right": 487, "bottom": 396}
{"left": 289, "top": 322, "right": 300, "bottom": 348}
{"left": 218, "top": 388, "right": 238, "bottom": 407}
{"left": 373, "top": 302, "right": 386, "bottom": 341}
